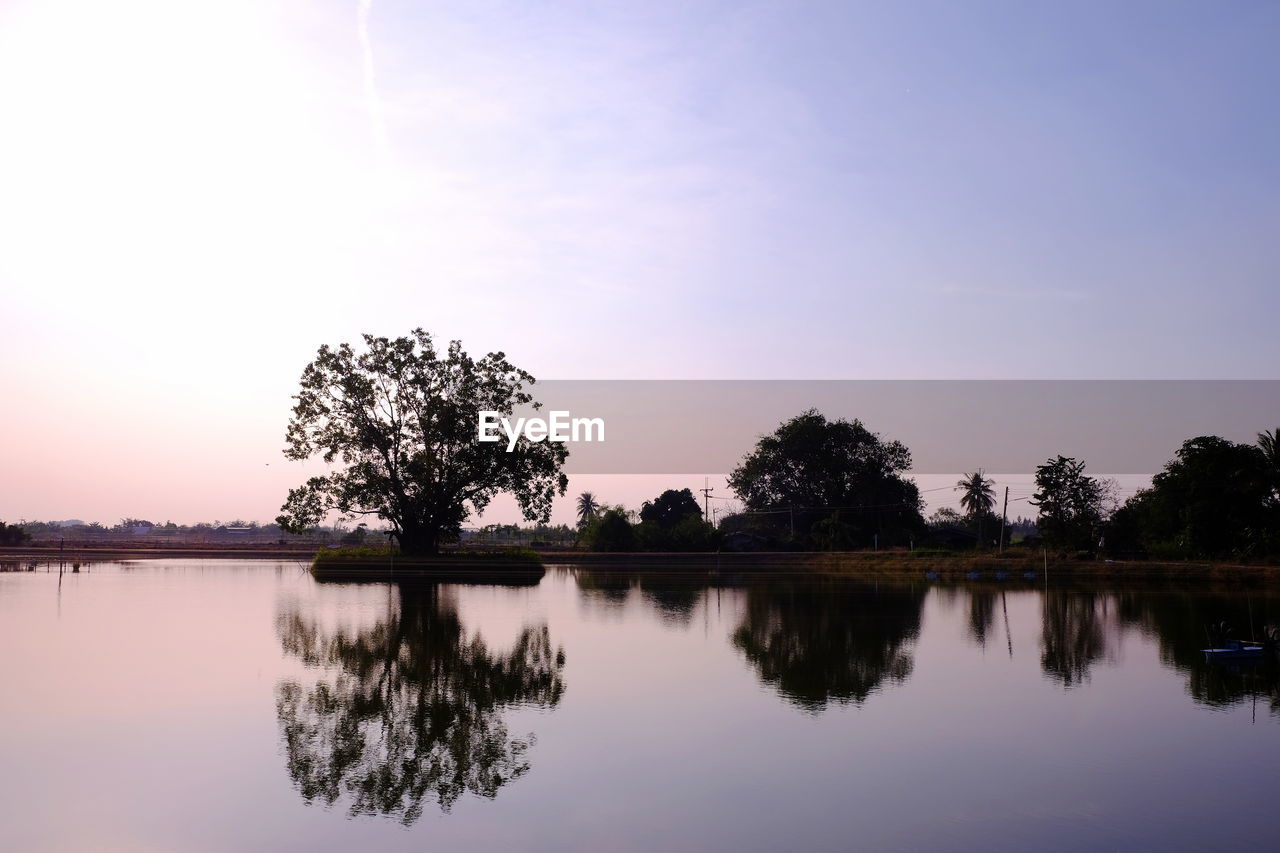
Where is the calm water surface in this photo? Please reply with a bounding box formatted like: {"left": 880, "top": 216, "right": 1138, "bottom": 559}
{"left": 1, "top": 559, "right": 1277, "bottom": 852}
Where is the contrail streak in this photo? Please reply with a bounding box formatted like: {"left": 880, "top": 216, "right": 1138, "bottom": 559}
{"left": 357, "top": 0, "right": 389, "bottom": 162}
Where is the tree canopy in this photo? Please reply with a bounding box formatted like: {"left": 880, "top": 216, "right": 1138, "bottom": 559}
{"left": 276, "top": 330, "right": 568, "bottom": 555}
{"left": 0, "top": 521, "right": 31, "bottom": 546}
{"left": 727, "top": 409, "right": 922, "bottom": 547}
{"left": 1109, "top": 435, "right": 1277, "bottom": 559}
{"left": 956, "top": 471, "right": 996, "bottom": 517}
{"left": 1030, "top": 455, "right": 1106, "bottom": 552}
{"left": 639, "top": 488, "right": 703, "bottom": 528}
{"left": 575, "top": 492, "right": 601, "bottom": 528}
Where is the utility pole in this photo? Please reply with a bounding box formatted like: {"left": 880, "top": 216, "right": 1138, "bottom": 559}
{"left": 700, "top": 477, "right": 714, "bottom": 525}
{"left": 998, "top": 486, "right": 1009, "bottom": 553}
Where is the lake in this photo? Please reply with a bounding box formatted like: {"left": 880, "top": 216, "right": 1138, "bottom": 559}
{"left": 1, "top": 559, "right": 1276, "bottom": 852}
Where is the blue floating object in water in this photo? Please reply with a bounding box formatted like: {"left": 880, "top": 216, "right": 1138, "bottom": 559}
{"left": 1023, "top": 571, "right": 1037, "bottom": 579}
{"left": 924, "top": 571, "right": 940, "bottom": 580}
{"left": 1202, "top": 641, "right": 1265, "bottom": 662}
{"left": 965, "top": 571, "right": 980, "bottom": 580}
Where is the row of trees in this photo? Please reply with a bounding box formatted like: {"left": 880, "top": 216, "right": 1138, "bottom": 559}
{"left": 141, "top": 328, "right": 1270, "bottom": 560}
{"left": 0, "top": 520, "right": 31, "bottom": 545}
{"left": 932, "top": 430, "right": 1280, "bottom": 560}
{"left": 11, "top": 518, "right": 376, "bottom": 545}
{"left": 575, "top": 489, "right": 719, "bottom": 552}
{"left": 567, "top": 413, "right": 1280, "bottom": 560}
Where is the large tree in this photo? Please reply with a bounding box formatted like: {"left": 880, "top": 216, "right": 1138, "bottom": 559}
{"left": 727, "top": 409, "right": 923, "bottom": 547}
{"left": 639, "top": 488, "right": 703, "bottom": 528}
{"left": 1111, "top": 435, "right": 1276, "bottom": 559}
{"left": 276, "top": 330, "right": 568, "bottom": 555}
{"left": 635, "top": 488, "right": 718, "bottom": 552}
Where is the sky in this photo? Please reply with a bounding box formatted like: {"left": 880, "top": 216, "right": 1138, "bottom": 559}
{"left": 2, "top": 0, "right": 1278, "bottom": 526}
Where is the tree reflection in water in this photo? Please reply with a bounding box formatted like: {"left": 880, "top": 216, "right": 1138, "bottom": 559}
{"left": 276, "top": 584, "right": 565, "bottom": 823}
{"left": 639, "top": 574, "right": 704, "bottom": 626}
{"left": 732, "top": 579, "right": 925, "bottom": 711}
{"left": 1039, "top": 591, "right": 1112, "bottom": 687}
{"left": 1117, "top": 590, "right": 1280, "bottom": 715}
{"left": 967, "top": 590, "right": 997, "bottom": 648}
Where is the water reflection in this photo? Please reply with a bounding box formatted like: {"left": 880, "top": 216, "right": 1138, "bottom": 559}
{"left": 275, "top": 584, "right": 565, "bottom": 823}
{"left": 1117, "top": 590, "right": 1280, "bottom": 714}
{"left": 732, "top": 579, "right": 925, "bottom": 711}
{"left": 572, "top": 570, "right": 710, "bottom": 625}
{"left": 638, "top": 575, "right": 705, "bottom": 625}
{"left": 573, "top": 569, "right": 633, "bottom": 611}
{"left": 1039, "top": 592, "right": 1113, "bottom": 687}
{"left": 967, "top": 590, "right": 997, "bottom": 647}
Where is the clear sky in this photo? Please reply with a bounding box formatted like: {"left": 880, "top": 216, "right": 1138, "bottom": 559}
{"left": 2, "top": 0, "right": 1277, "bottom": 525}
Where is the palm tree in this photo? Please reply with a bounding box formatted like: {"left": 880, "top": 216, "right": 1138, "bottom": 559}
{"left": 956, "top": 470, "right": 996, "bottom": 518}
{"left": 1259, "top": 428, "right": 1279, "bottom": 468}
{"left": 1259, "top": 428, "right": 1280, "bottom": 490}
{"left": 576, "top": 492, "right": 601, "bottom": 527}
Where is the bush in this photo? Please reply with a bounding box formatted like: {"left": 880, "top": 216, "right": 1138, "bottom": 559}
{"left": 582, "top": 509, "right": 637, "bottom": 552}
{"left": 0, "top": 521, "right": 31, "bottom": 546}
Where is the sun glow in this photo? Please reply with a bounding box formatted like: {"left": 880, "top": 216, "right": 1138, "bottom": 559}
{"left": 0, "top": 0, "right": 380, "bottom": 333}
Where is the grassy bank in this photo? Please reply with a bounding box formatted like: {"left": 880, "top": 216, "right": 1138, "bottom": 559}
{"left": 309, "top": 546, "right": 544, "bottom": 582}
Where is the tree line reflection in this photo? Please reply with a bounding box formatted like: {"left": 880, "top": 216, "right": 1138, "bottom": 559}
{"left": 273, "top": 573, "right": 1279, "bottom": 821}
{"left": 574, "top": 571, "right": 1280, "bottom": 716}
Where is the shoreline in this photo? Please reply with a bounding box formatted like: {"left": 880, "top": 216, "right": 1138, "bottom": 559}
{"left": 0, "top": 545, "right": 321, "bottom": 561}
{"left": 4, "top": 545, "right": 1279, "bottom": 584}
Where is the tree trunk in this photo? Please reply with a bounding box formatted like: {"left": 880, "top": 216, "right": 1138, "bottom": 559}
{"left": 395, "top": 524, "right": 439, "bottom": 557}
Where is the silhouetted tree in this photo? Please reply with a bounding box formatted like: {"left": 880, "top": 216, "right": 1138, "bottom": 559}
{"left": 1031, "top": 456, "right": 1105, "bottom": 552}
{"left": 276, "top": 330, "right": 568, "bottom": 555}
{"left": 639, "top": 489, "right": 702, "bottom": 528}
{"left": 0, "top": 521, "right": 31, "bottom": 545}
{"left": 576, "top": 492, "right": 601, "bottom": 528}
{"left": 633, "top": 489, "right": 718, "bottom": 551}
{"left": 956, "top": 471, "right": 996, "bottom": 517}
{"left": 582, "top": 507, "right": 637, "bottom": 552}
{"left": 728, "top": 410, "right": 923, "bottom": 548}
{"left": 1110, "top": 436, "right": 1276, "bottom": 559}
{"left": 1258, "top": 427, "right": 1280, "bottom": 492}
